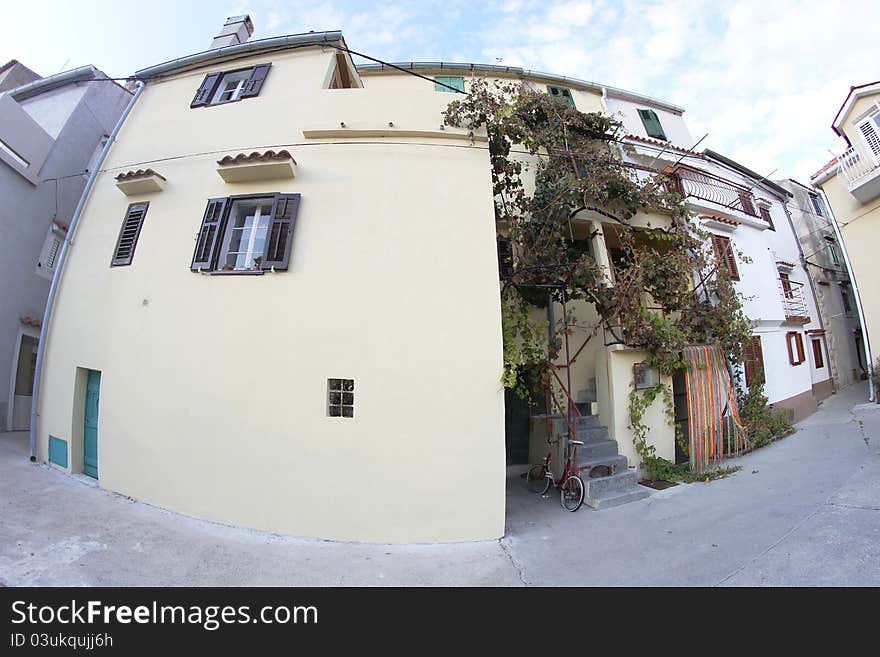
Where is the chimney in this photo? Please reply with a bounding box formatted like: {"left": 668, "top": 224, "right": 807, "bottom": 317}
{"left": 210, "top": 15, "right": 254, "bottom": 49}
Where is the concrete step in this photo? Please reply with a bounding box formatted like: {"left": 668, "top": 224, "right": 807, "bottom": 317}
{"left": 578, "top": 439, "right": 618, "bottom": 460}
{"left": 576, "top": 415, "right": 602, "bottom": 430}
{"left": 573, "top": 426, "right": 610, "bottom": 444}
{"left": 585, "top": 487, "right": 651, "bottom": 510}
{"left": 582, "top": 469, "right": 640, "bottom": 499}
{"left": 575, "top": 454, "right": 629, "bottom": 474}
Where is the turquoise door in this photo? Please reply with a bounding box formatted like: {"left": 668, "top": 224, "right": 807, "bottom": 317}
{"left": 83, "top": 370, "right": 100, "bottom": 478}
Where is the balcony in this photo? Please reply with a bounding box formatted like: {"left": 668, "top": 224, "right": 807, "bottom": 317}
{"left": 836, "top": 141, "right": 880, "bottom": 203}
{"left": 779, "top": 278, "right": 810, "bottom": 324}
{"left": 666, "top": 166, "right": 773, "bottom": 228}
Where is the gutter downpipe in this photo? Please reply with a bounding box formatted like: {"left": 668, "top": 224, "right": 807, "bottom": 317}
{"left": 28, "top": 80, "right": 146, "bottom": 461}
{"left": 817, "top": 185, "right": 874, "bottom": 402}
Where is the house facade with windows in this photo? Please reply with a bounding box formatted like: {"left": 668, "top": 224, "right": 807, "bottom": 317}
{"left": 606, "top": 95, "right": 829, "bottom": 419}
{"left": 811, "top": 81, "right": 880, "bottom": 395}
{"left": 775, "top": 179, "right": 864, "bottom": 390}
{"left": 0, "top": 60, "right": 130, "bottom": 433}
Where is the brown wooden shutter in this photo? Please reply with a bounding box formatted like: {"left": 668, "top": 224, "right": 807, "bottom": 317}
{"left": 260, "top": 193, "right": 300, "bottom": 270}
{"left": 712, "top": 234, "right": 739, "bottom": 281}
{"left": 497, "top": 236, "right": 514, "bottom": 280}
{"left": 190, "top": 72, "right": 223, "bottom": 108}
{"left": 787, "top": 331, "right": 805, "bottom": 365}
{"left": 759, "top": 206, "right": 775, "bottom": 230}
{"left": 812, "top": 338, "right": 824, "bottom": 368}
{"left": 744, "top": 335, "right": 765, "bottom": 388}
{"left": 240, "top": 64, "right": 271, "bottom": 99}
{"left": 795, "top": 333, "right": 805, "bottom": 364}
{"left": 738, "top": 193, "right": 755, "bottom": 216}
{"left": 191, "top": 198, "right": 229, "bottom": 271}
{"left": 111, "top": 202, "right": 149, "bottom": 267}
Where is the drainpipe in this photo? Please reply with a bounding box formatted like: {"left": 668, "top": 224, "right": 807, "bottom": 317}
{"left": 28, "top": 80, "right": 146, "bottom": 461}
{"left": 817, "top": 187, "right": 874, "bottom": 402}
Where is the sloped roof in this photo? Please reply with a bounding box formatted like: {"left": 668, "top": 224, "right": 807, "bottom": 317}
{"left": 832, "top": 80, "right": 880, "bottom": 136}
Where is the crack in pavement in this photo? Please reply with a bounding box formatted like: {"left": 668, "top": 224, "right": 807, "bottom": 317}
{"left": 498, "top": 539, "right": 528, "bottom": 587}
{"left": 827, "top": 501, "right": 880, "bottom": 512}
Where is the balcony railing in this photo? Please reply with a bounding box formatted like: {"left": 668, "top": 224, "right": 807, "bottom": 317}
{"left": 668, "top": 166, "right": 762, "bottom": 219}
{"left": 836, "top": 140, "right": 880, "bottom": 188}
{"left": 779, "top": 278, "right": 809, "bottom": 323}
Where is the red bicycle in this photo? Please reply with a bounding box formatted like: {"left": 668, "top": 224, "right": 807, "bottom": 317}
{"left": 525, "top": 439, "right": 585, "bottom": 511}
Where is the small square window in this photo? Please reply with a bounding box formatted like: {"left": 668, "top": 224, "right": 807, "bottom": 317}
{"left": 328, "top": 379, "right": 354, "bottom": 417}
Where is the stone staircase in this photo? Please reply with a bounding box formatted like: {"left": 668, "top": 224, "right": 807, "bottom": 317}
{"left": 570, "top": 414, "right": 650, "bottom": 509}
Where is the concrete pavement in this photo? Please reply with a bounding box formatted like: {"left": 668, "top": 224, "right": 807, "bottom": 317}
{"left": 1, "top": 384, "right": 878, "bottom": 586}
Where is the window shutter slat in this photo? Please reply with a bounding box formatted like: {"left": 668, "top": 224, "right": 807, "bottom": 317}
{"left": 190, "top": 72, "right": 222, "bottom": 108}
{"left": 191, "top": 198, "right": 228, "bottom": 271}
{"left": 260, "top": 193, "right": 300, "bottom": 271}
{"left": 111, "top": 202, "right": 149, "bottom": 267}
{"left": 744, "top": 335, "right": 764, "bottom": 388}
{"left": 712, "top": 234, "right": 739, "bottom": 280}
{"left": 240, "top": 63, "right": 271, "bottom": 99}
{"left": 759, "top": 206, "right": 775, "bottom": 230}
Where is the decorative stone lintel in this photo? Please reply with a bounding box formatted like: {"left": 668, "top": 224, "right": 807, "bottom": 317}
{"left": 216, "top": 150, "right": 297, "bottom": 183}
{"left": 115, "top": 169, "right": 166, "bottom": 196}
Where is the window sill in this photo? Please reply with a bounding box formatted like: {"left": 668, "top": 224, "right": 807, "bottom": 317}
{"left": 198, "top": 269, "right": 266, "bottom": 276}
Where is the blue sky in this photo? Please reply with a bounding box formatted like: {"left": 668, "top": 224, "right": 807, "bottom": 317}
{"left": 3, "top": 0, "right": 878, "bottom": 180}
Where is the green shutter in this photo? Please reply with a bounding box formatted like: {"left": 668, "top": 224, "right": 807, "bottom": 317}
{"left": 434, "top": 76, "right": 464, "bottom": 92}
{"left": 547, "top": 85, "right": 575, "bottom": 108}
{"left": 638, "top": 109, "right": 667, "bottom": 140}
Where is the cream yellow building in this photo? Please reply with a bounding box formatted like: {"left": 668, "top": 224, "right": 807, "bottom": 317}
{"left": 812, "top": 81, "right": 879, "bottom": 392}
{"left": 34, "top": 28, "right": 508, "bottom": 543}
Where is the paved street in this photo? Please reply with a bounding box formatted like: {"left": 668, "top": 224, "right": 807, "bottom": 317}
{"left": 1, "top": 384, "right": 878, "bottom": 586}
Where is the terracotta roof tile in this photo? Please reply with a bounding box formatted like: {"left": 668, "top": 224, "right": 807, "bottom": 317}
{"left": 623, "top": 134, "right": 703, "bottom": 157}
{"left": 216, "top": 149, "right": 296, "bottom": 166}
{"left": 699, "top": 214, "right": 740, "bottom": 226}
{"left": 776, "top": 259, "right": 796, "bottom": 268}
{"left": 115, "top": 168, "right": 166, "bottom": 182}
{"left": 19, "top": 315, "right": 42, "bottom": 328}
{"left": 810, "top": 157, "right": 838, "bottom": 180}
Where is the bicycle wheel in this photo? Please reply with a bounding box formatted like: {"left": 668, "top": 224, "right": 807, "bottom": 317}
{"left": 526, "top": 464, "right": 551, "bottom": 494}
{"left": 560, "top": 475, "right": 585, "bottom": 511}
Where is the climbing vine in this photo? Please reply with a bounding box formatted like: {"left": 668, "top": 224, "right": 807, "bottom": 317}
{"left": 444, "top": 79, "right": 754, "bottom": 473}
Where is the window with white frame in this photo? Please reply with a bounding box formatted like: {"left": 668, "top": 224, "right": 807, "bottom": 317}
{"left": 218, "top": 197, "right": 273, "bottom": 271}
{"left": 190, "top": 64, "right": 271, "bottom": 108}
{"left": 212, "top": 70, "right": 251, "bottom": 104}
{"left": 190, "top": 193, "right": 301, "bottom": 273}
{"left": 824, "top": 236, "right": 841, "bottom": 266}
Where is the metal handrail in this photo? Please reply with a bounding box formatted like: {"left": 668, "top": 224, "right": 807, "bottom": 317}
{"left": 670, "top": 166, "right": 761, "bottom": 218}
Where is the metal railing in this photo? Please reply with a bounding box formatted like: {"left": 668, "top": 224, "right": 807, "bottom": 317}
{"left": 779, "top": 278, "right": 809, "bottom": 321}
{"left": 669, "top": 166, "right": 761, "bottom": 219}
{"left": 836, "top": 140, "right": 880, "bottom": 188}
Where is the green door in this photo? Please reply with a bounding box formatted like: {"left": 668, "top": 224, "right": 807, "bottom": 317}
{"left": 83, "top": 370, "right": 100, "bottom": 478}
{"left": 504, "top": 389, "right": 531, "bottom": 465}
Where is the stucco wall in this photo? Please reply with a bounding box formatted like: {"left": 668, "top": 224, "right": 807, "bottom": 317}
{"left": 36, "top": 48, "right": 506, "bottom": 543}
